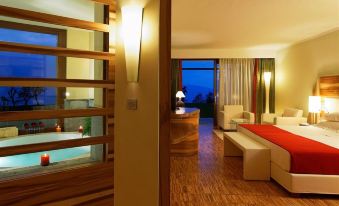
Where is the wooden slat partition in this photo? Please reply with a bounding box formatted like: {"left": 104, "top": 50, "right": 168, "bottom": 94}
{"left": 0, "top": 77, "right": 115, "bottom": 89}
{"left": 0, "top": 135, "right": 112, "bottom": 157}
{"left": 0, "top": 108, "right": 111, "bottom": 122}
{"left": 0, "top": 41, "right": 114, "bottom": 60}
{"left": 0, "top": 162, "right": 114, "bottom": 205}
{"left": 0, "top": 1, "right": 116, "bottom": 205}
{"left": 0, "top": 5, "right": 109, "bottom": 32}
{"left": 319, "top": 75, "right": 339, "bottom": 97}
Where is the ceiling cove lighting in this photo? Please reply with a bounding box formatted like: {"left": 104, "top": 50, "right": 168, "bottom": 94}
{"left": 121, "top": 5, "right": 144, "bottom": 82}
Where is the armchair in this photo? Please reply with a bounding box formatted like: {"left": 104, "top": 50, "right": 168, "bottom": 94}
{"left": 218, "top": 105, "right": 255, "bottom": 130}
{"left": 261, "top": 108, "right": 307, "bottom": 125}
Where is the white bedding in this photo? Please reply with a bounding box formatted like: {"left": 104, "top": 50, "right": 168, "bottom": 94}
{"left": 238, "top": 125, "right": 339, "bottom": 172}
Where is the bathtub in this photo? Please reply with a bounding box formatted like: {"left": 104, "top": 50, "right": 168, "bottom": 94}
{"left": 0, "top": 132, "right": 83, "bottom": 148}
{"left": 0, "top": 132, "right": 90, "bottom": 168}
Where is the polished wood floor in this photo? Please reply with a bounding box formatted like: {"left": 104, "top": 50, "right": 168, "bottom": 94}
{"left": 170, "top": 119, "right": 339, "bottom": 206}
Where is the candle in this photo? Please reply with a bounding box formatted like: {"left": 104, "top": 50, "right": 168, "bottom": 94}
{"left": 56, "top": 125, "right": 61, "bottom": 132}
{"left": 78, "top": 125, "right": 84, "bottom": 134}
{"left": 40, "top": 153, "right": 50, "bottom": 166}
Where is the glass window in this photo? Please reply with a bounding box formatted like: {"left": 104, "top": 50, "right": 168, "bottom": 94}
{"left": 0, "top": 28, "right": 58, "bottom": 46}
{"left": 182, "top": 60, "right": 214, "bottom": 69}
{"left": 182, "top": 70, "right": 214, "bottom": 103}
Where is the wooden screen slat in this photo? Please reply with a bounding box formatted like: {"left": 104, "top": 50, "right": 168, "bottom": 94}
{"left": 0, "top": 41, "right": 114, "bottom": 60}
{"left": 0, "top": 108, "right": 112, "bottom": 122}
{"left": 0, "top": 162, "right": 114, "bottom": 205}
{"left": 0, "top": 135, "right": 113, "bottom": 157}
{"left": 0, "top": 5, "right": 109, "bottom": 32}
{"left": 0, "top": 77, "right": 115, "bottom": 89}
{"left": 90, "top": 0, "right": 117, "bottom": 12}
{"left": 91, "top": 0, "right": 116, "bottom": 7}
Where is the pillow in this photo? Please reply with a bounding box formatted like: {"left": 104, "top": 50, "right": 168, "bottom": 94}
{"left": 315, "top": 121, "right": 339, "bottom": 131}
{"left": 324, "top": 112, "right": 339, "bottom": 122}
{"left": 282, "top": 108, "right": 300, "bottom": 117}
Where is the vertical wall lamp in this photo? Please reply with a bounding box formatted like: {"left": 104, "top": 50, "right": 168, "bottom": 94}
{"left": 264, "top": 72, "right": 271, "bottom": 113}
{"left": 121, "top": 5, "right": 144, "bottom": 82}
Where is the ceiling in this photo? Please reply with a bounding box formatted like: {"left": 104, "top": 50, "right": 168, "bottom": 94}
{"left": 172, "top": 0, "right": 339, "bottom": 51}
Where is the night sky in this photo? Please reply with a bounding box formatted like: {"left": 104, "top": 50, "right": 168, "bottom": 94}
{"left": 0, "top": 28, "right": 57, "bottom": 106}
{"left": 182, "top": 60, "right": 214, "bottom": 103}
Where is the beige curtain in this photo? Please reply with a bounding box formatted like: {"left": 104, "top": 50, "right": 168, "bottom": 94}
{"left": 218, "top": 58, "right": 254, "bottom": 113}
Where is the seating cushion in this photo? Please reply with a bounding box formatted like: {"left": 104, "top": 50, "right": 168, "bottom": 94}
{"left": 282, "top": 108, "right": 301, "bottom": 117}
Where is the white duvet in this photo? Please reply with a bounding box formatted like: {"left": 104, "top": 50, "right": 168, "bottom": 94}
{"left": 239, "top": 125, "right": 339, "bottom": 172}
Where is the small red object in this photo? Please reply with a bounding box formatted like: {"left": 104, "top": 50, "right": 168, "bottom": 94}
{"left": 24, "top": 123, "right": 29, "bottom": 129}
{"left": 78, "top": 125, "right": 84, "bottom": 134}
{"left": 40, "top": 153, "right": 50, "bottom": 166}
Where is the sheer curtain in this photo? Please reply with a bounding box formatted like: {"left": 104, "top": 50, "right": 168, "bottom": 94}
{"left": 218, "top": 58, "right": 254, "bottom": 113}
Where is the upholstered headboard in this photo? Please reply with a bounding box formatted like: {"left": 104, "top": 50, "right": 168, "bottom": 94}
{"left": 319, "top": 75, "right": 339, "bottom": 97}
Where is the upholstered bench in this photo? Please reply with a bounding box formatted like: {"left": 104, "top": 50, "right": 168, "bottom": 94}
{"left": 224, "top": 132, "right": 270, "bottom": 180}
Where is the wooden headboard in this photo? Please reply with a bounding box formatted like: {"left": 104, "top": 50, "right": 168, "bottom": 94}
{"left": 319, "top": 75, "right": 339, "bottom": 97}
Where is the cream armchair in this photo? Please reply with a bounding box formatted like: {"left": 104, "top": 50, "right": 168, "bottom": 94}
{"left": 261, "top": 108, "right": 307, "bottom": 125}
{"left": 218, "top": 105, "right": 255, "bottom": 130}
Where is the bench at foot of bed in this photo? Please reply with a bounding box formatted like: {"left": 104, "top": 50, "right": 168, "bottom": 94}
{"left": 224, "top": 132, "right": 270, "bottom": 181}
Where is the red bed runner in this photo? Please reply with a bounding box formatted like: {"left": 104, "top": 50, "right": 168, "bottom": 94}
{"left": 240, "top": 124, "right": 339, "bottom": 175}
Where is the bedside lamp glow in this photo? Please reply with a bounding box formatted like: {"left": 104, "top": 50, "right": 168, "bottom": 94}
{"left": 263, "top": 72, "right": 271, "bottom": 113}
{"left": 308, "top": 96, "right": 321, "bottom": 124}
{"left": 308, "top": 96, "right": 321, "bottom": 112}
{"left": 176, "top": 91, "right": 185, "bottom": 108}
{"left": 121, "top": 5, "right": 143, "bottom": 82}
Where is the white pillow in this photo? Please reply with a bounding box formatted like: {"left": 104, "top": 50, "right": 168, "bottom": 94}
{"left": 315, "top": 121, "right": 339, "bottom": 131}
{"left": 282, "top": 108, "right": 299, "bottom": 117}
{"left": 324, "top": 112, "right": 339, "bottom": 122}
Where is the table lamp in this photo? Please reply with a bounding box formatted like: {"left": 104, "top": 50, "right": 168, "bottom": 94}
{"left": 308, "top": 96, "right": 321, "bottom": 124}
{"left": 176, "top": 91, "right": 185, "bottom": 108}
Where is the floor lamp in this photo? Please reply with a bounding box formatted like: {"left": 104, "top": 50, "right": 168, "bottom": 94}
{"left": 264, "top": 72, "right": 272, "bottom": 113}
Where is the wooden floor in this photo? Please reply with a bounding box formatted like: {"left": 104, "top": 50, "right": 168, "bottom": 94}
{"left": 170, "top": 119, "right": 339, "bottom": 206}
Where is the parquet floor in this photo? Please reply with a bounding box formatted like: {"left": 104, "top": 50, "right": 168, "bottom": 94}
{"left": 170, "top": 118, "right": 339, "bottom": 206}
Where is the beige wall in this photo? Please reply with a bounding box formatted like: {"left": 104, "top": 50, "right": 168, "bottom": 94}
{"left": 66, "top": 30, "right": 94, "bottom": 100}
{"left": 114, "top": 0, "right": 160, "bottom": 206}
{"left": 275, "top": 30, "right": 339, "bottom": 115}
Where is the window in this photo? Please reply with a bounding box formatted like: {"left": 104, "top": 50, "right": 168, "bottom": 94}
{"left": 182, "top": 60, "right": 216, "bottom": 117}
{"left": 0, "top": 22, "right": 65, "bottom": 110}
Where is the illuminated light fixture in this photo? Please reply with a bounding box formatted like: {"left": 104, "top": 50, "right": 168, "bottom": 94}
{"left": 176, "top": 91, "right": 185, "bottom": 108}
{"left": 308, "top": 96, "right": 321, "bottom": 124}
{"left": 121, "top": 5, "right": 143, "bottom": 82}
{"left": 263, "top": 72, "right": 271, "bottom": 113}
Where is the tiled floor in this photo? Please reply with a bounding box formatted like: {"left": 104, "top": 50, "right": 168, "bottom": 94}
{"left": 170, "top": 118, "right": 339, "bottom": 206}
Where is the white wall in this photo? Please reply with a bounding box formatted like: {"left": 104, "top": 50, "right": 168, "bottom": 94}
{"left": 114, "top": 0, "right": 160, "bottom": 205}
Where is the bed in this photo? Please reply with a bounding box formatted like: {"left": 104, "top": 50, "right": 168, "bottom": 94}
{"left": 238, "top": 116, "right": 339, "bottom": 194}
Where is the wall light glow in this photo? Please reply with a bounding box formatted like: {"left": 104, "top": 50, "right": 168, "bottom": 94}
{"left": 121, "top": 5, "right": 143, "bottom": 82}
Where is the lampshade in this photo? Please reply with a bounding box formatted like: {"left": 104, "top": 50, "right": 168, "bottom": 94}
{"left": 308, "top": 96, "right": 321, "bottom": 112}
{"left": 121, "top": 5, "right": 143, "bottom": 82}
{"left": 176, "top": 91, "right": 185, "bottom": 98}
{"left": 264, "top": 72, "right": 271, "bottom": 85}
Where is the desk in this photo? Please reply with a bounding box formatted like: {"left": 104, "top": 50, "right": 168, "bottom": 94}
{"left": 170, "top": 108, "right": 200, "bottom": 156}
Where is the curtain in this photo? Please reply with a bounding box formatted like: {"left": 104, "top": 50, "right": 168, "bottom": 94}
{"left": 218, "top": 59, "right": 254, "bottom": 113}
{"left": 171, "top": 59, "right": 182, "bottom": 110}
{"left": 255, "top": 58, "right": 275, "bottom": 122}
